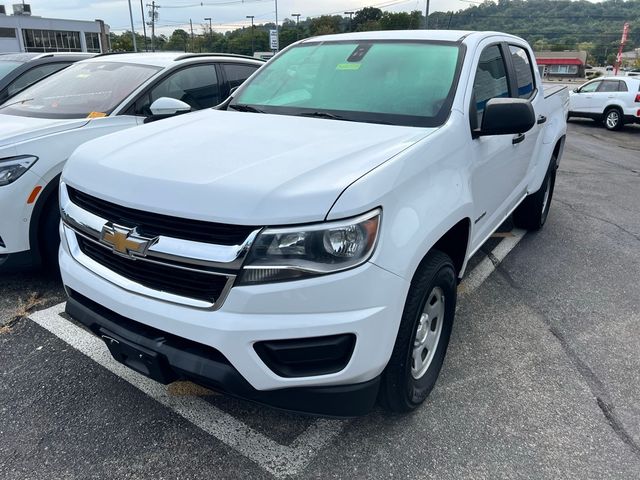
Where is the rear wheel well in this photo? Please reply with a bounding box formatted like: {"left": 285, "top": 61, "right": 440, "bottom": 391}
{"left": 430, "top": 218, "right": 471, "bottom": 278}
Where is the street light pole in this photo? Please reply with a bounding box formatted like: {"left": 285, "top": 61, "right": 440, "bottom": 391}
{"left": 246, "top": 15, "right": 254, "bottom": 55}
{"left": 139, "top": 0, "right": 148, "bottom": 51}
{"left": 344, "top": 11, "right": 354, "bottom": 32}
{"left": 425, "top": 0, "right": 430, "bottom": 29}
{"left": 274, "top": 0, "right": 279, "bottom": 51}
{"left": 127, "top": 0, "right": 138, "bottom": 52}
{"left": 291, "top": 13, "right": 301, "bottom": 40}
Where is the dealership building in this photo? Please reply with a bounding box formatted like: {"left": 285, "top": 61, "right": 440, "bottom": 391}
{"left": 0, "top": 4, "right": 109, "bottom": 54}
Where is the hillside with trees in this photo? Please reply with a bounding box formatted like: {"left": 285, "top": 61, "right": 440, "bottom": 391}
{"left": 110, "top": 0, "right": 640, "bottom": 66}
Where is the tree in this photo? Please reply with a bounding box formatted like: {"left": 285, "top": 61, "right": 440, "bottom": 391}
{"left": 166, "top": 29, "right": 189, "bottom": 52}
{"left": 353, "top": 7, "right": 383, "bottom": 30}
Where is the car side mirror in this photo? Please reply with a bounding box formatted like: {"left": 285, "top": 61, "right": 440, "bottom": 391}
{"left": 474, "top": 98, "right": 535, "bottom": 137}
{"left": 148, "top": 97, "right": 191, "bottom": 117}
{"left": 573, "top": 88, "right": 579, "bottom": 93}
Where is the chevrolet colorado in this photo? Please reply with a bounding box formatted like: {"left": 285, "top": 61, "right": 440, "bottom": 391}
{"left": 59, "top": 30, "right": 568, "bottom": 416}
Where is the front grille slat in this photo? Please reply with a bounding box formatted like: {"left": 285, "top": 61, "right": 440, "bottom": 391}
{"left": 67, "top": 186, "right": 256, "bottom": 246}
{"left": 78, "top": 237, "right": 228, "bottom": 303}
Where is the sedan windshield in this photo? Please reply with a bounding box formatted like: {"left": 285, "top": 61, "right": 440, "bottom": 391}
{"left": 0, "top": 61, "right": 22, "bottom": 81}
{"left": 231, "top": 40, "right": 463, "bottom": 127}
{"left": 1, "top": 61, "right": 161, "bottom": 119}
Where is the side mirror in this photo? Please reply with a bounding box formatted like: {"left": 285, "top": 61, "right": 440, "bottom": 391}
{"left": 474, "top": 98, "right": 535, "bottom": 137}
{"left": 573, "top": 88, "right": 579, "bottom": 93}
{"left": 149, "top": 97, "right": 191, "bottom": 117}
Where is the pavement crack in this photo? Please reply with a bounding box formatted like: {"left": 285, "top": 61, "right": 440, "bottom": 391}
{"left": 555, "top": 198, "right": 640, "bottom": 243}
{"left": 548, "top": 326, "right": 640, "bottom": 457}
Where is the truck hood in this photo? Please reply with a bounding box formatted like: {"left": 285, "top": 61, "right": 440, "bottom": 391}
{"left": 64, "top": 109, "right": 434, "bottom": 225}
{"left": 0, "top": 113, "right": 89, "bottom": 147}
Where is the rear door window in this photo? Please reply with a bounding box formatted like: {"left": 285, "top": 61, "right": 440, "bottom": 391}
{"left": 508, "top": 45, "right": 535, "bottom": 99}
{"left": 7, "top": 62, "right": 71, "bottom": 97}
{"left": 597, "top": 80, "right": 621, "bottom": 93}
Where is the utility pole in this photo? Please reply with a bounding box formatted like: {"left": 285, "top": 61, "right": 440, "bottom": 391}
{"left": 291, "top": 13, "right": 301, "bottom": 40}
{"left": 204, "top": 17, "right": 212, "bottom": 52}
{"left": 127, "top": 0, "right": 138, "bottom": 52}
{"left": 425, "top": 0, "right": 430, "bottom": 29}
{"left": 344, "top": 11, "right": 354, "bottom": 32}
{"left": 147, "top": 1, "right": 159, "bottom": 52}
{"left": 189, "top": 19, "right": 194, "bottom": 53}
{"left": 140, "top": 0, "right": 148, "bottom": 51}
{"left": 246, "top": 15, "right": 255, "bottom": 55}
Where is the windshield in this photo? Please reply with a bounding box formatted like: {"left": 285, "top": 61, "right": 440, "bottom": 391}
{"left": 1, "top": 61, "right": 161, "bottom": 119}
{"left": 232, "top": 40, "right": 463, "bottom": 127}
{"left": 0, "top": 61, "right": 23, "bottom": 81}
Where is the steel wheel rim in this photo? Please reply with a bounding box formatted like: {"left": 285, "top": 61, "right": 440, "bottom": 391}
{"left": 411, "top": 286, "right": 445, "bottom": 380}
{"left": 606, "top": 111, "right": 619, "bottom": 128}
{"left": 541, "top": 175, "right": 551, "bottom": 216}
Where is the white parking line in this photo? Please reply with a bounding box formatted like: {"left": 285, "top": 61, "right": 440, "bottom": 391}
{"left": 459, "top": 228, "right": 526, "bottom": 295}
{"left": 26, "top": 228, "right": 525, "bottom": 478}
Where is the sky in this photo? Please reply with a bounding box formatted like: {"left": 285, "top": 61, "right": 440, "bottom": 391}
{"left": 25, "top": 0, "right": 478, "bottom": 35}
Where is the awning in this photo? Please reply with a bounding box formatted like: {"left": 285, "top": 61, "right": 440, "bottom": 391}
{"left": 536, "top": 58, "right": 583, "bottom": 65}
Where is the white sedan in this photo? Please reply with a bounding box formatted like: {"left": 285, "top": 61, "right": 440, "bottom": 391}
{"left": 568, "top": 76, "right": 640, "bottom": 130}
{"left": 0, "top": 52, "right": 263, "bottom": 271}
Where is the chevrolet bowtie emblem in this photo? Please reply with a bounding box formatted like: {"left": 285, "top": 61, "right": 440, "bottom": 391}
{"left": 99, "top": 223, "right": 157, "bottom": 259}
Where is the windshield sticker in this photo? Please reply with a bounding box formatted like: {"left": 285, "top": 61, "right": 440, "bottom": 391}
{"left": 347, "top": 44, "right": 372, "bottom": 62}
{"left": 87, "top": 111, "right": 107, "bottom": 118}
{"left": 336, "top": 63, "right": 361, "bottom": 71}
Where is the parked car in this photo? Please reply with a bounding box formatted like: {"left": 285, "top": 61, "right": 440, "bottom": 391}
{"left": 0, "top": 52, "right": 94, "bottom": 104}
{"left": 568, "top": 76, "right": 640, "bottom": 130}
{"left": 0, "top": 52, "right": 264, "bottom": 271}
{"left": 59, "top": 30, "right": 567, "bottom": 416}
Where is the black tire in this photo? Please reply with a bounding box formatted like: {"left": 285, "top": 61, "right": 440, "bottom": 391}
{"left": 512, "top": 157, "right": 557, "bottom": 231}
{"left": 603, "top": 107, "right": 624, "bottom": 131}
{"left": 379, "top": 250, "right": 457, "bottom": 413}
{"left": 39, "top": 196, "right": 61, "bottom": 272}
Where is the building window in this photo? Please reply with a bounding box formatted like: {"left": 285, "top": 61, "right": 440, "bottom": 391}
{"left": 22, "top": 29, "right": 82, "bottom": 52}
{"left": 85, "top": 32, "right": 101, "bottom": 53}
{"left": 0, "top": 27, "right": 16, "bottom": 38}
{"left": 547, "top": 64, "right": 578, "bottom": 75}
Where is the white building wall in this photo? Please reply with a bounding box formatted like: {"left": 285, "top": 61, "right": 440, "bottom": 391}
{"left": 0, "top": 14, "right": 110, "bottom": 53}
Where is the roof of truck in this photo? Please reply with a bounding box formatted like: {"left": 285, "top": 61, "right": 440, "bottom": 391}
{"left": 301, "top": 30, "right": 521, "bottom": 44}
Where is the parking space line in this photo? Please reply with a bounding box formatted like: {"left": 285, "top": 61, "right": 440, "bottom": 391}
{"left": 459, "top": 228, "right": 526, "bottom": 295}
{"left": 26, "top": 229, "right": 525, "bottom": 478}
{"left": 28, "top": 303, "right": 344, "bottom": 478}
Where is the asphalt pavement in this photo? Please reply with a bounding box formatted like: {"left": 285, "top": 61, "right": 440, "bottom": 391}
{"left": 1, "top": 120, "right": 639, "bottom": 479}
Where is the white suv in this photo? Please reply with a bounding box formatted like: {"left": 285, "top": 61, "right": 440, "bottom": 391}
{"left": 568, "top": 76, "right": 640, "bottom": 130}
{"left": 0, "top": 53, "right": 263, "bottom": 271}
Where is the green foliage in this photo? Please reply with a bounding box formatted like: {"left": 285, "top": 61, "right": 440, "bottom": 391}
{"left": 107, "top": 0, "right": 640, "bottom": 65}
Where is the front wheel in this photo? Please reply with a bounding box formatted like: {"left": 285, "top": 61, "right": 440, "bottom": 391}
{"left": 379, "top": 250, "right": 457, "bottom": 413}
{"left": 513, "top": 158, "right": 556, "bottom": 231}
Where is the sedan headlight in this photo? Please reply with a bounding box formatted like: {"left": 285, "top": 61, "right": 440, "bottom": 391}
{"left": 0, "top": 155, "right": 38, "bottom": 186}
{"left": 238, "top": 208, "right": 381, "bottom": 285}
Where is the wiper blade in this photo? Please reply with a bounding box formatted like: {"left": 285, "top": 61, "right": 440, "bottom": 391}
{"left": 228, "top": 104, "right": 265, "bottom": 113}
{"left": 296, "top": 111, "right": 353, "bottom": 121}
{"left": 0, "top": 98, "right": 34, "bottom": 111}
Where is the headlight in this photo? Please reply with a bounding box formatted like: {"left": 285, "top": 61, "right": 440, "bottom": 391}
{"left": 238, "top": 208, "right": 381, "bottom": 285}
{"left": 0, "top": 155, "right": 38, "bottom": 186}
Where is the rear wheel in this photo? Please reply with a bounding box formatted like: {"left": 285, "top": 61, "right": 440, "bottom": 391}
{"left": 603, "top": 107, "right": 624, "bottom": 131}
{"left": 379, "top": 250, "right": 456, "bottom": 413}
{"left": 513, "top": 158, "right": 556, "bottom": 231}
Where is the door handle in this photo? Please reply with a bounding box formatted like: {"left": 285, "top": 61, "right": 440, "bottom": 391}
{"left": 512, "top": 133, "right": 525, "bottom": 145}
{"left": 537, "top": 115, "right": 547, "bottom": 125}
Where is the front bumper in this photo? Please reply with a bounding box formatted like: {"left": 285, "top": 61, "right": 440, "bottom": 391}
{"left": 65, "top": 288, "right": 380, "bottom": 417}
{"left": 60, "top": 231, "right": 409, "bottom": 415}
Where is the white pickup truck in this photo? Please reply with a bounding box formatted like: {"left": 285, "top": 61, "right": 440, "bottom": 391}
{"left": 59, "top": 30, "right": 568, "bottom": 416}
